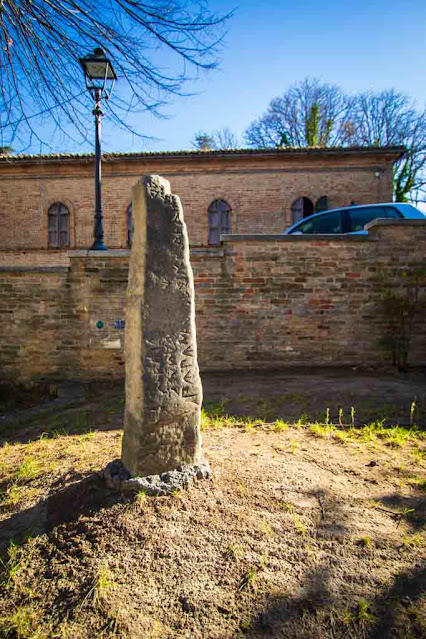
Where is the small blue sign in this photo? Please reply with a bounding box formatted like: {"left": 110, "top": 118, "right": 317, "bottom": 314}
{"left": 114, "top": 320, "right": 126, "bottom": 330}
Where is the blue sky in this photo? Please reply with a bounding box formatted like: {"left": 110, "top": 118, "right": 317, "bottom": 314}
{"left": 28, "top": 0, "right": 426, "bottom": 153}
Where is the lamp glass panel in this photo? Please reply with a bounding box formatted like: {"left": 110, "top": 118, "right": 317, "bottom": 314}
{"left": 84, "top": 61, "right": 115, "bottom": 79}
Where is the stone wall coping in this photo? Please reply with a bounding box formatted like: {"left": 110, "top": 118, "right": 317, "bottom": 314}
{"left": 220, "top": 233, "right": 371, "bottom": 242}
{"left": 69, "top": 249, "right": 131, "bottom": 257}
{"left": 365, "top": 218, "right": 426, "bottom": 230}
{"left": 69, "top": 248, "right": 226, "bottom": 258}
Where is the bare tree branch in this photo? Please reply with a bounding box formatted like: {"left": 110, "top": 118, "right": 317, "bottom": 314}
{"left": 244, "top": 78, "right": 426, "bottom": 203}
{"left": 352, "top": 90, "right": 426, "bottom": 202}
{"left": 0, "top": 0, "right": 232, "bottom": 150}
{"left": 191, "top": 126, "right": 239, "bottom": 150}
{"left": 245, "top": 78, "right": 357, "bottom": 149}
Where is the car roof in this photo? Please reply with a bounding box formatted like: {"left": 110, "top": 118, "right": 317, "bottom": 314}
{"left": 325, "top": 202, "right": 424, "bottom": 216}
{"left": 284, "top": 202, "right": 425, "bottom": 234}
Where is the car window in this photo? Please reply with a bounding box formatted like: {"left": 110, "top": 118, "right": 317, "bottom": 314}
{"left": 348, "top": 206, "right": 401, "bottom": 232}
{"left": 294, "top": 210, "right": 342, "bottom": 234}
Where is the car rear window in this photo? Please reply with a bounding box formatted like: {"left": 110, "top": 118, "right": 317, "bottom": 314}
{"left": 348, "top": 206, "right": 401, "bottom": 232}
{"left": 294, "top": 210, "right": 342, "bottom": 234}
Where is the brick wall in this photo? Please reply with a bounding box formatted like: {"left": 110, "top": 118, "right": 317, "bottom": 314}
{"left": 0, "top": 250, "right": 71, "bottom": 267}
{"left": 1, "top": 220, "right": 425, "bottom": 382}
{"left": 199, "top": 222, "right": 426, "bottom": 369}
{"left": 0, "top": 149, "right": 397, "bottom": 251}
{"left": 0, "top": 266, "right": 76, "bottom": 381}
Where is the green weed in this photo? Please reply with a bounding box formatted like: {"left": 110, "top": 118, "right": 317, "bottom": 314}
{"left": 14, "top": 456, "right": 41, "bottom": 482}
{"left": 333, "top": 430, "right": 352, "bottom": 444}
{"left": 411, "top": 447, "right": 426, "bottom": 463}
{"left": 355, "top": 600, "right": 376, "bottom": 626}
{"left": 226, "top": 543, "right": 241, "bottom": 561}
{"left": 1, "top": 538, "right": 36, "bottom": 590}
{"left": 261, "top": 519, "right": 273, "bottom": 536}
{"left": 351, "top": 422, "right": 423, "bottom": 447}
{"left": 401, "top": 533, "right": 426, "bottom": 548}
{"left": 408, "top": 478, "right": 426, "bottom": 492}
{"left": 293, "top": 514, "right": 308, "bottom": 535}
{"left": 135, "top": 489, "right": 148, "bottom": 507}
{"left": 309, "top": 423, "right": 335, "bottom": 438}
{"left": 202, "top": 399, "right": 229, "bottom": 418}
{"left": 338, "top": 608, "right": 355, "bottom": 625}
{"left": 236, "top": 482, "right": 248, "bottom": 494}
{"left": 290, "top": 439, "right": 299, "bottom": 454}
{"left": 272, "top": 419, "right": 288, "bottom": 432}
{"left": 1, "top": 483, "right": 38, "bottom": 508}
{"left": 410, "top": 398, "right": 417, "bottom": 427}
{"left": 396, "top": 507, "right": 415, "bottom": 526}
{"left": 358, "top": 536, "right": 372, "bottom": 548}
{"left": 93, "top": 564, "right": 115, "bottom": 606}
{"left": 80, "top": 430, "right": 95, "bottom": 441}
{"left": 239, "top": 566, "right": 257, "bottom": 591}
{"left": 296, "top": 413, "right": 309, "bottom": 428}
{"left": 0, "top": 605, "right": 44, "bottom": 639}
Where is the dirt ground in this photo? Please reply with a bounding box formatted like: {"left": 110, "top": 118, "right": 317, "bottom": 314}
{"left": 0, "top": 369, "right": 425, "bottom": 638}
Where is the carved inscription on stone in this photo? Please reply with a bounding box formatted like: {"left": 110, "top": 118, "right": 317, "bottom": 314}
{"left": 121, "top": 175, "right": 203, "bottom": 477}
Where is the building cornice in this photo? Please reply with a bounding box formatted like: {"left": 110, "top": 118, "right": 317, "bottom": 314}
{"left": 0, "top": 145, "right": 406, "bottom": 166}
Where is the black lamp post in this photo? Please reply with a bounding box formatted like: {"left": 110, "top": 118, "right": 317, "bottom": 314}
{"left": 79, "top": 48, "right": 117, "bottom": 250}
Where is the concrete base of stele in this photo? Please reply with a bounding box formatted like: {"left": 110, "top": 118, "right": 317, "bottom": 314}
{"left": 103, "top": 458, "right": 212, "bottom": 496}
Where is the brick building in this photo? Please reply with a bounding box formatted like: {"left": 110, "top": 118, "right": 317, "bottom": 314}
{"left": 2, "top": 144, "right": 425, "bottom": 383}
{"left": 0, "top": 146, "right": 403, "bottom": 253}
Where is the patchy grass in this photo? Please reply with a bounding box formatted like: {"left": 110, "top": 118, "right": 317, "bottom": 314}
{"left": 0, "top": 374, "right": 425, "bottom": 638}
{"left": 292, "top": 514, "right": 308, "bottom": 536}
{"left": 401, "top": 533, "right": 426, "bottom": 549}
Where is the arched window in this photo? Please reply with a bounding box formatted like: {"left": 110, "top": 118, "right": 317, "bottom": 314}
{"left": 208, "top": 199, "right": 231, "bottom": 245}
{"left": 291, "top": 197, "right": 314, "bottom": 225}
{"left": 48, "top": 202, "right": 70, "bottom": 247}
{"left": 126, "top": 203, "right": 134, "bottom": 247}
{"left": 315, "top": 196, "right": 329, "bottom": 213}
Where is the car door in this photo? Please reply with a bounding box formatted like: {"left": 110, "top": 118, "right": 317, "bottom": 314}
{"left": 290, "top": 209, "right": 343, "bottom": 234}
{"left": 347, "top": 206, "right": 402, "bottom": 233}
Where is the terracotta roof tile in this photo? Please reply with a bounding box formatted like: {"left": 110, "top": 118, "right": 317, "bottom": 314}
{"left": 0, "top": 146, "right": 406, "bottom": 163}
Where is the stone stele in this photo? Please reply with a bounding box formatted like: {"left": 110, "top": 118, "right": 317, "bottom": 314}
{"left": 121, "top": 175, "right": 204, "bottom": 478}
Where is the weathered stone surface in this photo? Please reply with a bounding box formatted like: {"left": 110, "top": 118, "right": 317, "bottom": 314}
{"left": 121, "top": 175, "right": 203, "bottom": 477}
{"left": 104, "top": 458, "right": 211, "bottom": 495}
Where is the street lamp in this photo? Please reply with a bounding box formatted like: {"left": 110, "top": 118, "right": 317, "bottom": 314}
{"left": 79, "top": 48, "right": 117, "bottom": 250}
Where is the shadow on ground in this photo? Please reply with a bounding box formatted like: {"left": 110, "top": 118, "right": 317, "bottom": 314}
{"left": 245, "top": 561, "right": 426, "bottom": 638}
{"left": 377, "top": 492, "right": 426, "bottom": 530}
{"left": 1, "top": 369, "right": 425, "bottom": 446}
{"left": 245, "top": 490, "right": 426, "bottom": 638}
{"left": 0, "top": 472, "right": 125, "bottom": 554}
{"left": 0, "top": 381, "right": 125, "bottom": 445}
{"left": 203, "top": 368, "right": 426, "bottom": 428}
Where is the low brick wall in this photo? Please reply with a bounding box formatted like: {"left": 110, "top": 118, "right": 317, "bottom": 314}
{"left": 0, "top": 250, "right": 71, "bottom": 268}
{"left": 0, "top": 265, "right": 75, "bottom": 381}
{"left": 1, "top": 220, "right": 425, "bottom": 381}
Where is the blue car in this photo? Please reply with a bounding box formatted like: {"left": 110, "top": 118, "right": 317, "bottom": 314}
{"left": 283, "top": 202, "right": 425, "bottom": 235}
